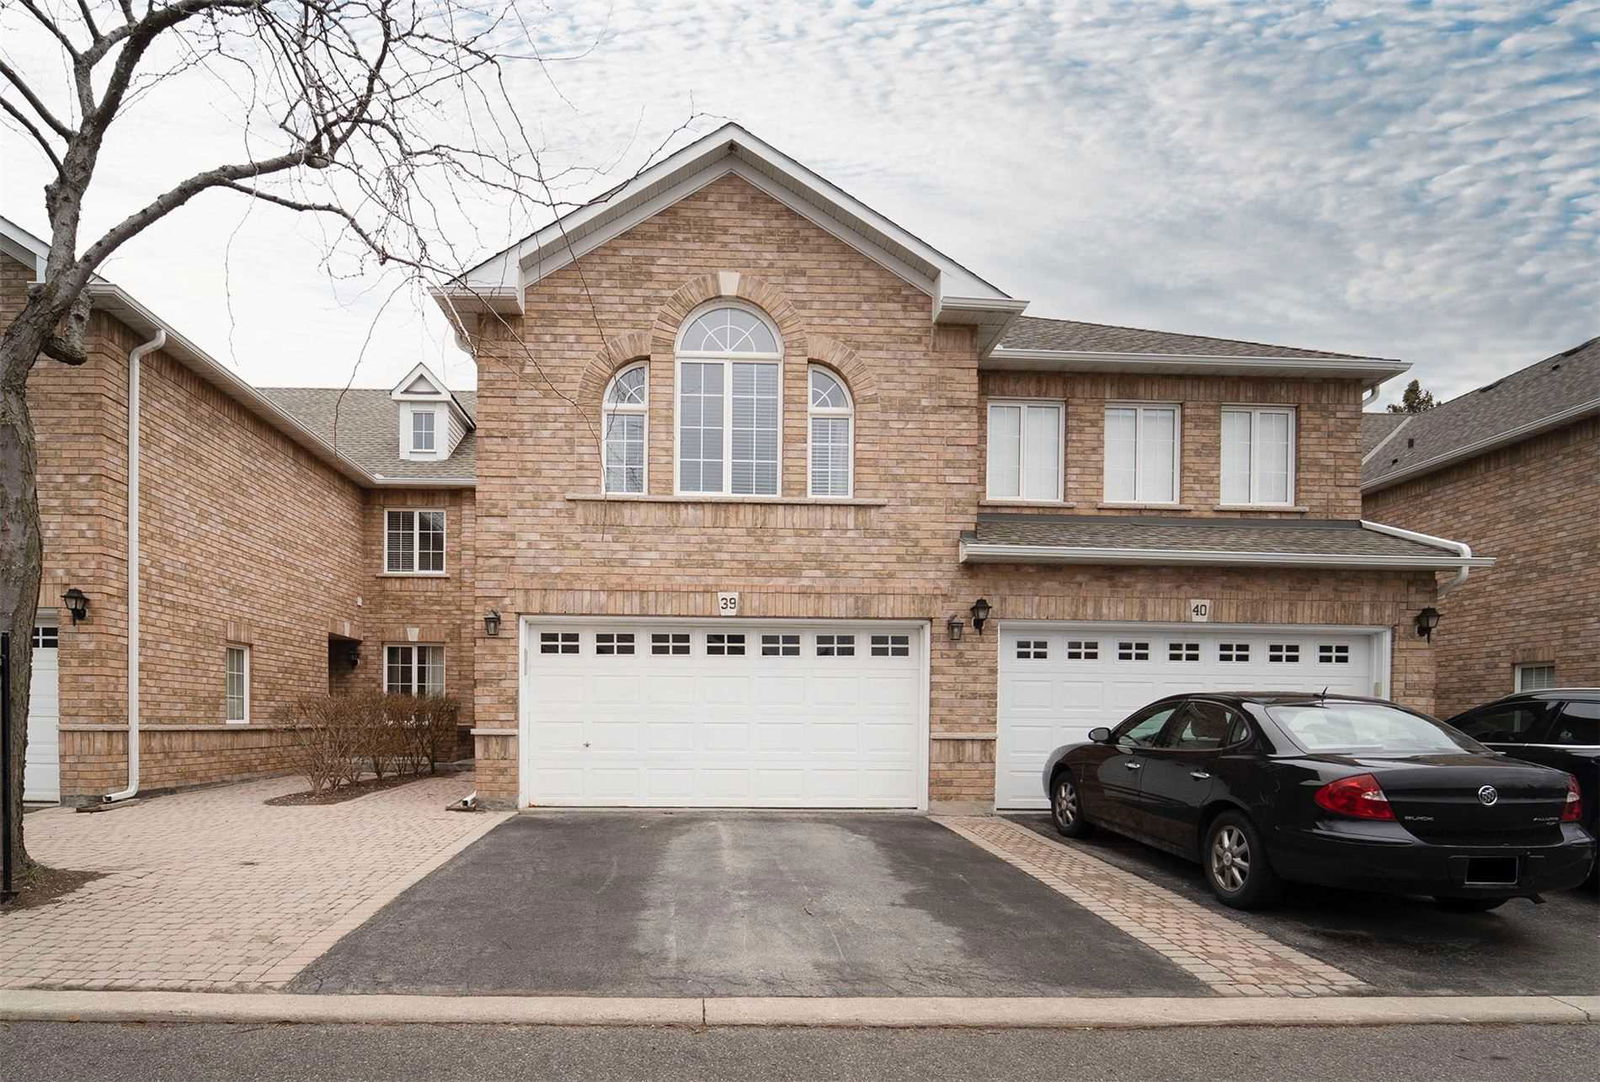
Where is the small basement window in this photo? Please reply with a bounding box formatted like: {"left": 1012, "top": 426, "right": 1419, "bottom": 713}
{"left": 1514, "top": 663, "right": 1556, "bottom": 692}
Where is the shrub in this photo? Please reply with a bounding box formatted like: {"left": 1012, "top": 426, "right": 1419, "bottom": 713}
{"left": 279, "top": 691, "right": 463, "bottom": 794}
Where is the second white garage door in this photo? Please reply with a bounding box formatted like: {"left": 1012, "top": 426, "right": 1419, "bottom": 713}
{"left": 996, "top": 623, "right": 1386, "bottom": 809}
{"left": 521, "top": 620, "right": 926, "bottom": 808}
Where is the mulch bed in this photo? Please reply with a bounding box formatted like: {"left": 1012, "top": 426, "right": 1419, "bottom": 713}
{"left": 265, "top": 773, "right": 433, "bottom": 806}
{"left": 2, "top": 864, "right": 105, "bottom": 911}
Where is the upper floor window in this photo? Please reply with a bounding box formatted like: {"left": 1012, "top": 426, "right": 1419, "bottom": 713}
{"left": 808, "top": 366, "right": 853, "bottom": 497}
{"left": 676, "top": 303, "right": 782, "bottom": 496}
{"left": 987, "top": 400, "right": 1063, "bottom": 501}
{"left": 1104, "top": 404, "right": 1179, "bottom": 504}
{"left": 410, "top": 409, "right": 437, "bottom": 454}
{"left": 1220, "top": 406, "right": 1294, "bottom": 506}
{"left": 603, "top": 364, "right": 648, "bottom": 494}
{"left": 385, "top": 509, "right": 445, "bottom": 574}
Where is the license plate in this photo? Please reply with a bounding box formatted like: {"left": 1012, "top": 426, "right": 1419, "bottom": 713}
{"left": 1463, "top": 856, "right": 1519, "bottom": 886}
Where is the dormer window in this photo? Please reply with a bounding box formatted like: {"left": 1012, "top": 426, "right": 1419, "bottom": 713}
{"left": 411, "top": 409, "right": 438, "bottom": 455}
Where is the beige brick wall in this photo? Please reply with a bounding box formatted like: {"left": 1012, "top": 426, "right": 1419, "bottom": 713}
{"left": 1363, "top": 418, "right": 1600, "bottom": 717}
{"left": 466, "top": 174, "right": 1433, "bottom": 809}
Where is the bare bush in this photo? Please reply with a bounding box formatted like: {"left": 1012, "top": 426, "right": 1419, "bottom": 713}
{"left": 279, "top": 690, "right": 462, "bottom": 795}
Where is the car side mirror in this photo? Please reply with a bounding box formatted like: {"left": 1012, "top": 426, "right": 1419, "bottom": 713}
{"left": 1088, "top": 727, "right": 1113, "bottom": 745}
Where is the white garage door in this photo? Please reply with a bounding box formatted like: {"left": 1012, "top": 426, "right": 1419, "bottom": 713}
{"left": 25, "top": 624, "right": 60, "bottom": 803}
{"left": 521, "top": 620, "right": 925, "bottom": 808}
{"left": 996, "top": 623, "right": 1385, "bottom": 809}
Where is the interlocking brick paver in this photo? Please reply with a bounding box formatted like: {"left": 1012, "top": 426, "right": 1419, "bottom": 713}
{"left": 936, "top": 817, "right": 1367, "bottom": 997}
{"left": 1, "top": 774, "right": 509, "bottom": 992}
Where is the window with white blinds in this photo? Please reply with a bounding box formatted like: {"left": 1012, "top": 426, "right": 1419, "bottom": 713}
{"left": 1221, "top": 406, "right": 1294, "bottom": 505}
{"left": 603, "top": 364, "right": 648, "bottom": 494}
{"left": 987, "top": 401, "right": 1063, "bottom": 501}
{"left": 384, "top": 510, "right": 445, "bottom": 574}
{"left": 676, "top": 303, "right": 784, "bottom": 496}
{"left": 809, "top": 367, "right": 853, "bottom": 497}
{"left": 1104, "top": 404, "right": 1179, "bottom": 504}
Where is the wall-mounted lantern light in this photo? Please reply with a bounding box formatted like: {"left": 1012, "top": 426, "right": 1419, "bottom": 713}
{"left": 970, "top": 598, "right": 992, "bottom": 635}
{"left": 1414, "top": 606, "right": 1441, "bottom": 642}
{"left": 946, "top": 615, "right": 965, "bottom": 642}
{"left": 61, "top": 588, "right": 89, "bottom": 625}
{"left": 483, "top": 609, "right": 502, "bottom": 637}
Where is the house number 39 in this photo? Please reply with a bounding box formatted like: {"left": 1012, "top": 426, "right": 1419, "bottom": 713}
{"left": 717, "top": 592, "right": 740, "bottom": 617}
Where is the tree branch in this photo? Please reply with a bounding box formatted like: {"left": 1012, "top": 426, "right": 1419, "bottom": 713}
{"left": 0, "top": 98, "right": 65, "bottom": 172}
{"left": 0, "top": 58, "right": 74, "bottom": 139}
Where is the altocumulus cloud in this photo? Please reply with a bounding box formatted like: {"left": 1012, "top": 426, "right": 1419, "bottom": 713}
{"left": 1, "top": 0, "right": 1594, "bottom": 401}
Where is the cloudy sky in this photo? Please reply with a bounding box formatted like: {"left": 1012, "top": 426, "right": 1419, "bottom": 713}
{"left": 3, "top": 0, "right": 1596, "bottom": 404}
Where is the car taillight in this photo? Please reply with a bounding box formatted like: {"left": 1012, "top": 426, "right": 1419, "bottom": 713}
{"left": 1314, "top": 773, "right": 1395, "bottom": 821}
{"left": 1561, "top": 775, "right": 1583, "bottom": 823}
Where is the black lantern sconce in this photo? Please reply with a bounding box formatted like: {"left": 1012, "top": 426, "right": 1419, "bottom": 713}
{"left": 970, "top": 598, "right": 992, "bottom": 635}
{"left": 1414, "top": 606, "right": 1441, "bottom": 642}
{"left": 946, "top": 615, "right": 965, "bottom": 642}
{"left": 483, "top": 609, "right": 502, "bottom": 637}
{"left": 61, "top": 588, "right": 89, "bottom": 625}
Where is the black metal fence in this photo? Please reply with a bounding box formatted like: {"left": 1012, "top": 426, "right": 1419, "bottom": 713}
{"left": 2, "top": 630, "right": 14, "bottom": 900}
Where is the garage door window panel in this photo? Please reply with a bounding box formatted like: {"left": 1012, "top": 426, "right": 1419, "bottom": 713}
{"left": 871, "top": 634, "right": 910, "bottom": 657}
{"left": 707, "top": 633, "right": 746, "bottom": 656}
{"left": 651, "top": 633, "right": 691, "bottom": 656}
{"left": 595, "top": 633, "right": 635, "bottom": 656}
{"left": 1104, "top": 404, "right": 1179, "bottom": 504}
{"left": 817, "top": 634, "right": 855, "bottom": 657}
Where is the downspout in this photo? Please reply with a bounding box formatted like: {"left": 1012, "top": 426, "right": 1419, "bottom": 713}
{"left": 105, "top": 328, "right": 165, "bottom": 803}
{"left": 1362, "top": 385, "right": 1380, "bottom": 407}
{"left": 1360, "top": 519, "right": 1476, "bottom": 595}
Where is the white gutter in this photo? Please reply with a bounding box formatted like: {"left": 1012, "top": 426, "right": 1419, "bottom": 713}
{"left": 105, "top": 328, "right": 165, "bottom": 803}
{"left": 959, "top": 539, "right": 1494, "bottom": 572}
{"left": 1360, "top": 520, "right": 1484, "bottom": 594}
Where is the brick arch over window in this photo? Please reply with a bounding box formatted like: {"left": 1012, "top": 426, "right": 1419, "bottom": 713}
{"left": 648, "top": 272, "right": 805, "bottom": 356}
{"left": 576, "top": 329, "right": 653, "bottom": 408}
{"left": 804, "top": 336, "right": 877, "bottom": 406}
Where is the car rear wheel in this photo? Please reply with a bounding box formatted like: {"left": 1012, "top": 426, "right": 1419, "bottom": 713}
{"left": 1203, "top": 811, "right": 1282, "bottom": 909}
{"left": 1434, "top": 896, "right": 1508, "bottom": 913}
{"left": 1051, "top": 772, "right": 1093, "bottom": 838}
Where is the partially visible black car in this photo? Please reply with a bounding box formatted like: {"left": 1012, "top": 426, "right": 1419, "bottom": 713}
{"left": 1448, "top": 689, "right": 1600, "bottom": 887}
{"left": 1042, "top": 693, "right": 1594, "bottom": 910}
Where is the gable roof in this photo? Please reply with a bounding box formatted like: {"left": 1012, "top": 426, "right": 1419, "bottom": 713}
{"left": 1361, "top": 412, "right": 1409, "bottom": 457}
{"left": 260, "top": 388, "right": 477, "bottom": 482}
{"left": 1362, "top": 337, "right": 1600, "bottom": 493}
{"left": 434, "top": 123, "right": 1027, "bottom": 352}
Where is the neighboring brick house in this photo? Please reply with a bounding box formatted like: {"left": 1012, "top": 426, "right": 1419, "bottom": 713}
{"left": 9, "top": 124, "right": 1491, "bottom": 812}
{"left": 1361, "top": 338, "right": 1599, "bottom": 717}
{"left": 4, "top": 218, "right": 476, "bottom": 804}
{"left": 436, "top": 124, "right": 1486, "bottom": 812}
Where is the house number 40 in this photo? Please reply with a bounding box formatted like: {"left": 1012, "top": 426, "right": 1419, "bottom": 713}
{"left": 1188, "top": 599, "right": 1211, "bottom": 622}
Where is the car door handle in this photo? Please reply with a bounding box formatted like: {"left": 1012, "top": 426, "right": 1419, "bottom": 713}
{"left": 1124, "top": 761, "right": 1142, "bottom": 770}
{"left": 1190, "top": 771, "right": 1211, "bottom": 780}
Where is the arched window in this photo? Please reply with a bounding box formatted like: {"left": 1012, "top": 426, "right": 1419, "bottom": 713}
{"left": 602, "top": 363, "right": 648, "bottom": 493}
{"left": 808, "top": 366, "right": 853, "bottom": 497}
{"left": 675, "top": 302, "right": 782, "bottom": 495}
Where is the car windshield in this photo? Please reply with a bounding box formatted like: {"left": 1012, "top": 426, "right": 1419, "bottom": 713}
{"left": 1269, "top": 702, "right": 1484, "bottom": 755}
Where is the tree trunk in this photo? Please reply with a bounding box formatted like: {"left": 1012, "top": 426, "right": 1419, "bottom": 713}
{"left": 1, "top": 307, "right": 51, "bottom": 874}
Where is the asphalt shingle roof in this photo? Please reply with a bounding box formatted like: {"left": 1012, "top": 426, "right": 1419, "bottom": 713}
{"left": 999, "top": 316, "right": 1378, "bottom": 360}
{"left": 1361, "top": 413, "right": 1409, "bottom": 456}
{"left": 964, "top": 514, "right": 1454, "bottom": 560}
{"left": 259, "top": 388, "right": 477, "bottom": 482}
{"left": 1361, "top": 337, "right": 1600, "bottom": 490}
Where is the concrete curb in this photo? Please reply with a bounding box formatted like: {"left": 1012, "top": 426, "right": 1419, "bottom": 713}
{"left": 1, "top": 991, "right": 1595, "bottom": 1028}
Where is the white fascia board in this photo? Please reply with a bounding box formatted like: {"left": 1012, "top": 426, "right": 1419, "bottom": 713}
{"left": 0, "top": 214, "right": 49, "bottom": 280}
{"left": 1361, "top": 397, "right": 1600, "bottom": 494}
{"left": 985, "top": 347, "right": 1410, "bottom": 390}
{"left": 958, "top": 540, "right": 1494, "bottom": 570}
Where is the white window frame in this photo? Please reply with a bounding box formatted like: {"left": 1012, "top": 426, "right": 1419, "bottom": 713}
{"left": 602, "top": 363, "right": 649, "bottom": 494}
{"left": 1514, "top": 663, "right": 1556, "bottom": 692}
{"left": 986, "top": 399, "right": 1065, "bottom": 502}
{"left": 674, "top": 301, "right": 785, "bottom": 497}
{"left": 410, "top": 408, "right": 438, "bottom": 454}
{"left": 384, "top": 509, "right": 447, "bottom": 576}
{"left": 224, "top": 644, "right": 250, "bottom": 724}
{"left": 1219, "top": 405, "right": 1297, "bottom": 507}
{"left": 384, "top": 644, "right": 446, "bottom": 696}
{"left": 1103, "top": 402, "right": 1182, "bottom": 505}
{"left": 807, "top": 365, "right": 854, "bottom": 498}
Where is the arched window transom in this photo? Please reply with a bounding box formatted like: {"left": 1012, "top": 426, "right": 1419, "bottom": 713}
{"left": 676, "top": 303, "right": 783, "bottom": 495}
{"left": 808, "top": 366, "right": 853, "bottom": 497}
{"left": 603, "top": 363, "right": 648, "bottom": 493}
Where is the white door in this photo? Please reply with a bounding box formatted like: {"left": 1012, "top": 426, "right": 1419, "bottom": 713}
{"left": 24, "top": 624, "right": 60, "bottom": 803}
{"left": 521, "top": 620, "right": 925, "bottom": 808}
{"left": 996, "top": 623, "right": 1384, "bottom": 809}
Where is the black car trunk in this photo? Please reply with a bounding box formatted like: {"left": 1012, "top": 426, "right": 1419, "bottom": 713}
{"left": 1312, "top": 753, "right": 1570, "bottom": 845}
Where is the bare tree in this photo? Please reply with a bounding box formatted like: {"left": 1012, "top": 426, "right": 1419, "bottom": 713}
{"left": 0, "top": 0, "right": 664, "bottom": 873}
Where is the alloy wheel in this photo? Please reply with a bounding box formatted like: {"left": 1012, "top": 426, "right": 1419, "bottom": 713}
{"left": 1210, "top": 824, "right": 1251, "bottom": 893}
{"left": 1053, "top": 779, "right": 1078, "bottom": 828}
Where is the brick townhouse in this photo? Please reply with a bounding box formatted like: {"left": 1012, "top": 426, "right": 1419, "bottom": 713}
{"left": 10, "top": 123, "right": 1489, "bottom": 811}
{"left": 4, "top": 218, "right": 476, "bottom": 804}
{"left": 1362, "top": 338, "right": 1599, "bottom": 718}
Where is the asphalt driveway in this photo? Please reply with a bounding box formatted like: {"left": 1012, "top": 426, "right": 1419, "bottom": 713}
{"left": 1009, "top": 815, "right": 1600, "bottom": 996}
{"left": 289, "top": 812, "right": 1205, "bottom": 997}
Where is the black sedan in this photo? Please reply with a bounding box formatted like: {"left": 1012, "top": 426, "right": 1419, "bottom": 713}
{"left": 1042, "top": 692, "right": 1595, "bottom": 910}
{"left": 1448, "top": 688, "right": 1600, "bottom": 887}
